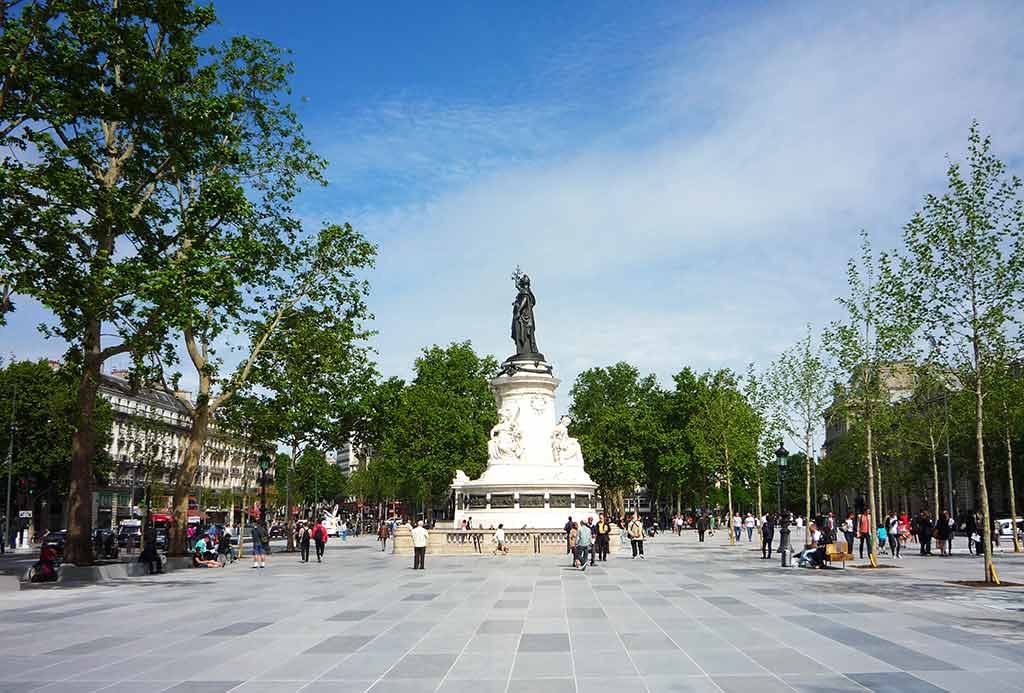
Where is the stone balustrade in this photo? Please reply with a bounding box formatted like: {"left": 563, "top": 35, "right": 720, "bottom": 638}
{"left": 393, "top": 525, "right": 620, "bottom": 556}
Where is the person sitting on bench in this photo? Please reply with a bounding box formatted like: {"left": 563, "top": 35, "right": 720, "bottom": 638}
{"left": 798, "top": 522, "right": 826, "bottom": 568}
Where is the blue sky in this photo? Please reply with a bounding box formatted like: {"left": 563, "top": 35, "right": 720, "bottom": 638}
{"left": 4, "top": 1, "right": 1024, "bottom": 409}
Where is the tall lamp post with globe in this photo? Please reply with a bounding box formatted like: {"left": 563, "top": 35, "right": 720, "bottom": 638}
{"left": 775, "top": 441, "right": 791, "bottom": 567}
{"left": 258, "top": 451, "right": 271, "bottom": 524}
{"left": 775, "top": 442, "right": 789, "bottom": 514}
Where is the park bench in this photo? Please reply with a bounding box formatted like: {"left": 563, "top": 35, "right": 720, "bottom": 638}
{"left": 824, "top": 541, "right": 854, "bottom": 568}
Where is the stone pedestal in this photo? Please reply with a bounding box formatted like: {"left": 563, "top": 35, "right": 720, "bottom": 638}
{"left": 452, "top": 357, "right": 598, "bottom": 530}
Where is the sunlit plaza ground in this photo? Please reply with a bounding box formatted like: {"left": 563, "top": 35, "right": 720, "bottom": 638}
{"left": 1, "top": 534, "right": 1023, "bottom": 693}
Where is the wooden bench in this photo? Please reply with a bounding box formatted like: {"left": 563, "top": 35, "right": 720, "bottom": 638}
{"left": 825, "top": 541, "right": 854, "bottom": 568}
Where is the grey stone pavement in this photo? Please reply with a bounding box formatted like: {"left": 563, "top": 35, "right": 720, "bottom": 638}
{"left": 1, "top": 533, "right": 1023, "bottom": 693}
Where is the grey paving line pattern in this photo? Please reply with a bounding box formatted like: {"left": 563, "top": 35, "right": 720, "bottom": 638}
{"left": 0, "top": 535, "right": 1022, "bottom": 693}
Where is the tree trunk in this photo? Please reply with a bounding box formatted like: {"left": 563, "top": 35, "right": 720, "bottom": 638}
{"left": 286, "top": 443, "right": 296, "bottom": 552}
{"left": 724, "top": 443, "right": 734, "bottom": 545}
{"left": 64, "top": 320, "right": 103, "bottom": 566}
{"left": 805, "top": 430, "right": 812, "bottom": 544}
{"left": 169, "top": 404, "right": 210, "bottom": 556}
{"left": 756, "top": 472, "right": 762, "bottom": 520}
{"left": 929, "top": 429, "right": 940, "bottom": 518}
{"left": 975, "top": 367, "right": 994, "bottom": 581}
{"left": 1005, "top": 416, "right": 1020, "bottom": 553}
{"left": 865, "top": 421, "right": 878, "bottom": 562}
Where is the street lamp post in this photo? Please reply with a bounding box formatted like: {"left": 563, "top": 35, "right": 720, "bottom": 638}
{"left": 775, "top": 443, "right": 788, "bottom": 514}
{"left": 775, "top": 442, "right": 791, "bottom": 567}
{"left": 258, "top": 451, "right": 271, "bottom": 525}
{"left": 4, "top": 383, "right": 16, "bottom": 552}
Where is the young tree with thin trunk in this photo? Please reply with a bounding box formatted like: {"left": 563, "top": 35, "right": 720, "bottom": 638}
{"left": 898, "top": 123, "right": 1024, "bottom": 581}
{"left": 240, "top": 306, "right": 375, "bottom": 551}
{"left": 689, "top": 369, "right": 757, "bottom": 546}
{"left": 744, "top": 364, "right": 781, "bottom": 522}
{"left": 769, "top": 325, "right": 831, "bottom": 542}
{"left": 825, "top": 232, "right": 914, "bottom": 566}
{"left": 986, "top": 359, "right": 1023, "bottom": 553}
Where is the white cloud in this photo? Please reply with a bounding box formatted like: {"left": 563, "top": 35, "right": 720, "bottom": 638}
{"left": 326, "top": 2, "right": 1024, "bottom": 404}
{"left": 6, "top": 2, "right": 1024, "bottom": 412}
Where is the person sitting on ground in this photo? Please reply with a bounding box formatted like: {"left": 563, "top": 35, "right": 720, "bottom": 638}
{"left": 193, "top": 534, "right": 215, "bottom": 561}
{"left": 193, "top": 543, "right": 222, "bottom": 568}
{"left": 797, "top": 522, "right": 826, "bottom": 568}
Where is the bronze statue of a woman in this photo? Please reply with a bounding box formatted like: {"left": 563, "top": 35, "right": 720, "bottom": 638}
{"left": 510, "top": 268, "right": 543, "bottom": 360}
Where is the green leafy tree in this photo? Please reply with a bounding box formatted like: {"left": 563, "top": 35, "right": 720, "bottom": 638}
{"left": 240, "top": 305, "right": 375, "bottom": 551}
{"left": 898, "top": 123, "right": 1024, "bottom": 581}
{"left": 0, "top": 359, "right": 113, "bottom": 529}
{"left": 744, "top": 363, "right": 782, "bottom": 520}
{"left": 985, "top": 358, "right": 1023, "bottom": 553}
{"left": 769, "top": 325, "right": 831, "bottom": 541}
{"left": 0, "top": 1, "right": 284, "bottom": 564}
{"left": 376, "top": 342, "right": 498, "bottom": 514}
{"left": 688, "top": 369, "right": 758, "bottom": 544}
{"left": 825, "top": 232, "right": 914, "bottom": 565}
{"left": 569, "top": 363, "right": 663, "bottom": 518}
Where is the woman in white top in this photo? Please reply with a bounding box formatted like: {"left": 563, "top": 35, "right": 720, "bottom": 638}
{"left": 744, "top": 514, "right": 757, "bottom": 542}
{"left": 732, "top": 513, "right": 742, "bottom": 542}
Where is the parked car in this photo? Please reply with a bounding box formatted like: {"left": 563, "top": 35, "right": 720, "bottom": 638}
{"left": 40, "top": 530, "right": 68, "bottom": 559}
{"left": 269, "top": 524, "right": 287, "bottom": 540}
{"left": 996, "top": 518, "right": 1024, "bottom": 538}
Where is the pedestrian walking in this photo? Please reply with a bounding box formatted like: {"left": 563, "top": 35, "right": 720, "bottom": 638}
{"left": 761, "top": 513, "right": 776, "bottom": 559}
{"left": 965, "top": 511, "right": 978, "bottom": 555}
{"left": 937, "top": 511, "right": 952, "bottom": 556}
{"left": 857, "top": 510, "right": 871, "bottom": 559}
{"left": 493, "top": 524, "right": 509, "bottom": 555}
{"left": 340, "top": 520, "right": 348, "bottom": 542}
{"left": 627, "top": 514, "right": 645, "bottom": 559}
{"left": 744, "top": 513, "right": 756, "bottom": 542}
{"left": 298, "top": 523, "right": 311, "bottom": 563}
{"left": 697, "top": 514, "right": 708, "bottom": 542}
{"left": 377, "top": 521, "right": 389, "bottom": 552}
{"left": 312, "top": 519, "right": 328, "bottom": 562}
{"left": 140, "top": 525, "right": 163, "bottom": 574}
{"left": 883, "top": 512, "right": 899, "bottom": 558}
{"left": 732, "top": 513, "right": 742, "bottom": 542}
{"left": 564, "top": 516, "right": 574, "bottom": 555}
{"left": 917, "top": 510, "right": 934, "bottom": 556}
{"left": 569, "top": 522, "right": 579, "bottom": 567}
{"left": 585, "top": 517, "right": 597, "bottom": 566}
{"left": 575, "top": 520, "right": 593, "bottom": 571}
{"left": 595, "top": 513, "right": 611, "bottom": 561}
{"left": 411, "top": 520, "right": 428, "bottom": 570}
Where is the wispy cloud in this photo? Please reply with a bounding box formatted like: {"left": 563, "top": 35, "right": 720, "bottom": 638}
{"left": 326, "top": 2, "right": 1024, "bottom": 397}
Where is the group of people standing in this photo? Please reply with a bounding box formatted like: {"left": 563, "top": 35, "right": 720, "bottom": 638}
{"left": 564, "top": 513, "right": 615, "bottom": 569}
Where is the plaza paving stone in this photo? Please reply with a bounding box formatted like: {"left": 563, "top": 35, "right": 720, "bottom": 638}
{"left": 0, "top": 534, "right": 1023, "bottom": 692}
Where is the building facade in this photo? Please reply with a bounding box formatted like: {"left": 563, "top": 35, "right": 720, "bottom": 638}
{"left": 93, "top": 370, "right": 265, "bottom": 529}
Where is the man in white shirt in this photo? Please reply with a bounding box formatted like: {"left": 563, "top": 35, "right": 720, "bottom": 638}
{"left": 493, "top": 524, "right": 508, "bottom": 555}
{"left": 411, "top": 520, "right": 429, "bottom": 570}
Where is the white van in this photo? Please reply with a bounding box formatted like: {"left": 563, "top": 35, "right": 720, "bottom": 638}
{"left": 996, "top": 518, "right": 1023, "bottom": 538}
